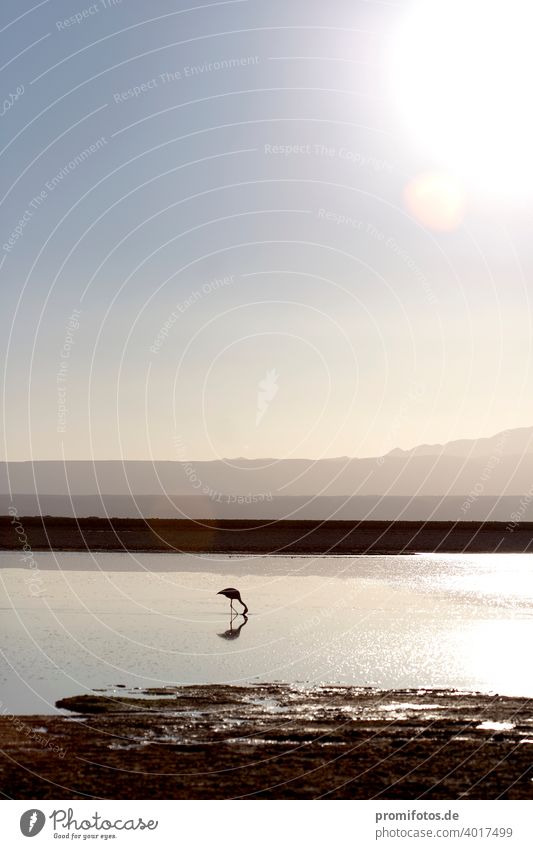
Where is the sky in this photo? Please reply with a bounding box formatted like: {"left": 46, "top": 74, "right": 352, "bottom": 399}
{"left": 1, "top": 0, "right": 533, "bottom": 462}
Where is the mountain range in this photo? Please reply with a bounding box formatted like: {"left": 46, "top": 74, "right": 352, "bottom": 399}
{"left": 1, "top": 425, "right": 532, "bottom": 520}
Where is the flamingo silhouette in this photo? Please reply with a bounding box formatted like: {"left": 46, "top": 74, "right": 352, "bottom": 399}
{"left": 217, "top": 587, "right": 248, "bottom": 615}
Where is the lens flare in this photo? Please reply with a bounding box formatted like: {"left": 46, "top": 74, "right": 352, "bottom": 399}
{"left": 404, "top": 171, "right": 465, "bottom": 231}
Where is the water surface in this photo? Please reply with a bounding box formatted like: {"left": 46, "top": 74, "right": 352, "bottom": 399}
{"left": 0, "top": 552, "right": 531, "bottom": 713}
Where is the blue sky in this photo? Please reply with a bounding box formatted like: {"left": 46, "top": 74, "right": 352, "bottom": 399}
{"left": 1, "top": 0, "right": 532, "bottom": 461}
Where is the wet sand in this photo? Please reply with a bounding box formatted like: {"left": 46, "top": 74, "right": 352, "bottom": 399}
{"left": 1, "top": 686, "right": 531, "bottom": 799}
{"left": 2, "top": 516, "right": 533, "bottom": 554}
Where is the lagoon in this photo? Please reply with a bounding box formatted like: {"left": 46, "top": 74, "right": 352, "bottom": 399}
{"left": 1, "top": 552, "right": 532, "bottom": 713}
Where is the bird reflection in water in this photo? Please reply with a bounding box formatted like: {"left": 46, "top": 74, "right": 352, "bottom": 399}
{"left": 217, "top": 612, "right": 249, "bottom": 640}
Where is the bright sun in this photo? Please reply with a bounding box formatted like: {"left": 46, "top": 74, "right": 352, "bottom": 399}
{"left": 391, "top": 0, "right": 533, "bottom": 195}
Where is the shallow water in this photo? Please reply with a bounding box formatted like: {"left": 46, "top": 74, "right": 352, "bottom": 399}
{"left": 0, "top": 552, "right": 532, "bottom": 713}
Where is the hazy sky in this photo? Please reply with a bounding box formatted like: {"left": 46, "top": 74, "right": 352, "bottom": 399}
{"left": 2, "top": 0, "right": 532, "bottom": 461}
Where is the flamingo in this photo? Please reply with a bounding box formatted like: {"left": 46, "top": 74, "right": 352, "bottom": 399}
{"left": 217, "top": 587, "right": 248, "bottom": 615}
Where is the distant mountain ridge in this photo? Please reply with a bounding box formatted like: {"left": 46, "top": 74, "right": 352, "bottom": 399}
{"left": 385, "top": 425, "right": 533, "bottom": 459}
{"left": 1, "top": 426, "right": 533, "bottom": 520}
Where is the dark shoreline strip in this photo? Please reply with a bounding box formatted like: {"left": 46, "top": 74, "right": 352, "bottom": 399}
{"left": 1, "top": 517, "right": 533, "bottom": 555}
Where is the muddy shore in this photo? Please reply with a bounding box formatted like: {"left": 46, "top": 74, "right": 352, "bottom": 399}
{"left": 1, "top": 517, "right": 533, "bottom": 555}
{"left": 1, "top": 686, "right": 531, "bottom": 799}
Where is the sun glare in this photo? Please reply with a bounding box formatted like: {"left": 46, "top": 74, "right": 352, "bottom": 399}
{"left": 391, "top": 0, "right": 533, "bottom": 195}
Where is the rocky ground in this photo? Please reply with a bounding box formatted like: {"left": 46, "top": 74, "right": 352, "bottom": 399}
{"left": 1, "top": 686, "right": 531, "bottom": 799}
